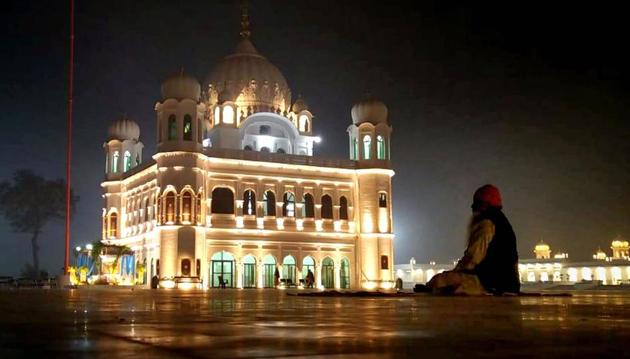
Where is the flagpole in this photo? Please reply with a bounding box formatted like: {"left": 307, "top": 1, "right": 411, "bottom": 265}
{"left": 64, "top": 0, "right": 75, "bottom": 274}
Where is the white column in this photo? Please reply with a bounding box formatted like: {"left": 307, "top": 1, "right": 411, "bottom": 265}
{"left": 316, "top": 264, "right": 322, "bottom": 289}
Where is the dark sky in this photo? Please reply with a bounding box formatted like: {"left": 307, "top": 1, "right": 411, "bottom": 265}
{"left": 1, "top": 0, "right": 629, "bottom": 275}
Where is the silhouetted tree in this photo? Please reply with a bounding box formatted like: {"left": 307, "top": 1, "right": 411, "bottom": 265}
{"left": 0, "top": 170, "right": 78, "bottom": 278}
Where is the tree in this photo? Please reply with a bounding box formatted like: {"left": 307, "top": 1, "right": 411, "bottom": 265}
{"left": 0, "top": 170, "right": 78, "bottom": 279}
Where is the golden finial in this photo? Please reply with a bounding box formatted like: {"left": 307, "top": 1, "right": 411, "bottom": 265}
{"left": 240, "top": 0, "right": 251, "bottom": 39}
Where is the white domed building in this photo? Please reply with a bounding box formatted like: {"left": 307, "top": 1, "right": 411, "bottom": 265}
{"left": 99, "top": 11, "right": 394, "bottom": 290}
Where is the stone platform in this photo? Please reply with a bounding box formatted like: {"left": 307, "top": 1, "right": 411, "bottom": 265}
{"left": 0, "top": 288, "right": 628, "bottom": 358}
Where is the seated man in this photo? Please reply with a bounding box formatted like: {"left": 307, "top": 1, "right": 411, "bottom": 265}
{"left": 427, "top": 184, "right": 520, "bottom": 295}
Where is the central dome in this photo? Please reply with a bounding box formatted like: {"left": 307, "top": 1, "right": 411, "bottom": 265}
{"left": 206, "top": 38, "right": 292, "bottom": 114}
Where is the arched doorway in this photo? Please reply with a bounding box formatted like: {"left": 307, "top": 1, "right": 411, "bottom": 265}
{"left": 210, "top": 251, "right": 235, "bottom": 288}
{"left": 302, "top": 256, "right": 315, "bottom": 280}
{"left": 262, "top": 254, "right": 277, "bottom": 288}
{"left": 340, "top": 258, "right": 350, "bottom": 289}
{"left": 282, "top": 255, "right": 296, "bottom": 285}
{"left": 322, "top": 257, "right": 335, "bottom": 289}
{"left": 242, "top": 254, "right": 256, "bottom": 288}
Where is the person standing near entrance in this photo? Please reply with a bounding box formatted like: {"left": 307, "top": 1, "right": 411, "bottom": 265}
{"left": 427, "top": 184, "right": 520, "bottom": 295}
{"left": 306, "top": 269, "right": 315, "bottom": 288}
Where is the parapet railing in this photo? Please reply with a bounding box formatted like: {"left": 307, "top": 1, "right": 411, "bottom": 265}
{"left": 203, "top": 147, "right": 358, "bottom": 169}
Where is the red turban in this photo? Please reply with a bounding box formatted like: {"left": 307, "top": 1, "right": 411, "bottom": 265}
{"left": 473, "top": 184, "right": 502, "bottom": 208}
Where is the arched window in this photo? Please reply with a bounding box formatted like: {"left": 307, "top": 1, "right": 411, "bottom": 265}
{"left": 123, "top": 151, "right": 132, "bottom": 172}
{"left": 321, "top": 194, "right": 333, "bottom": 219}
{"left": 135, "top": 153, "right": 140, "bottom": 166}
{"left": 108, "top": 212, "right": 118, "bottom": 237}
{"left": 339, "top": 196, "right": 348, "bottom": 220}
{"left": 353, "top": 138, "right": 359, "bottom": 160}
{"left": 299, "top": 115, "right": 309, "bottom": 132}
{"left": 223, "top": 106, "right": 234, "bottom": 124}
{"left": 211, "top": 187, "right": 234, "bottom": 214}
{"left": 181, "top": 191, "right": 192, "bottom": 222}
{"left": 363, "top": 135, "right": 372, "bottom": 160}
{"left": 303, "top": 193, "right": 314, "bottom": 218}
{"left": 168, "top": 115, "right": 177, "bottom": 140}
{"left": 214, "top": 107, "right": 220, "bottom": 125}
{"left": 260, "top": 147, "right": 270, "bottom": 153}
{"left": 244, "top": 145, "right": 253, "bottom": 151}
{"left": 263, "top": 191, "right": 276, "bottom": 216}
{"left": 377, "top": 135, "right": 385, "bottom": 159}
{"left": 111, "top": 151, "right": 119, "bottom": 173}
{"left": 165, "top": 192, "right": 176, "bottom": 223}
{"left": 282, "top": 192, "right": 295, "bottom": 217}
{"left": 243, "top": 190, "right": 256, "bottom": 216}
{"left": 183, "top": 115, "right": 192, "bottom": 141}
{"left": 379, "top": 193, "right": 388, "bottom": 208}
{"left": 322, "top": 257, "right": 335, "bottom": 289}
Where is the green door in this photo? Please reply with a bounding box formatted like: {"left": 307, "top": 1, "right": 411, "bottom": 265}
{"left": 243, "top": 263, "right": 256, "bottom": 288}
{"left": 322, "top": 257, "right": 335, "bottom": 289}
{"left": 211, "top": 260, "right": 233, "bottom": 288}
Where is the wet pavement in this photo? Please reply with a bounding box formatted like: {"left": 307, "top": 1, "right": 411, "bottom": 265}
{"left": 1, "top": 288, "right": 629, "bottom": 358}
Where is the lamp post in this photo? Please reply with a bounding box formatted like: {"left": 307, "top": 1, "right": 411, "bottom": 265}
{"left": 63, "top": 0, "right": 75, "bottom": 275}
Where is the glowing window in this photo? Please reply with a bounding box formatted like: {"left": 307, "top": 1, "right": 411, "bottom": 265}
{"left": 353, "top": 138, "right": 359, "bottom": 160}
{"left": 214, "top": 107, "right": 220, "bottom": 125}
{"left": 282, "top": 192, "right": 295, "bottom": 217}
{"left": 165, "top": 192, "right": 176, "bottom": 223}
{"left": 223, "top": 106, "right": 234, "bottom": 124}
{"left": 527, "top": 272, "right": 536, "bottom": 282}
{"left": 182, "top": 191, "right": 192, "bottom": 222}
{"left": 123, "top": 151, "right": 131, "bottom": 172}
{"left": 340, "top": 258, "right": 350, "bottom": 289}
{"left": 377, "top": 135, "right": 385, "bottom": 159}
{"left": 380, "top": 255, "right": 389, "bottom": 270}
{"left": 183, "top": 115, "right": 192, "bottom": 141}
{"left": 108, "top": 212, "right": 118, "bottom": 237}
{"left": 168, "top": 115, "right": 177, "bottom": 140}
{"left": 299, "top": 115, "right": 309, "bottom": 132}
{"left": 363, "top": 135, "right": 371, "bottom": 160}
{"left": 582, "top": 267, "right": 592, "bottom": 281}
{"left": 111, "top": 151, "right": 119, "bottom": 173}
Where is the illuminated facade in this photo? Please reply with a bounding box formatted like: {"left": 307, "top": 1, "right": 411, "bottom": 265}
{"left": 100, "top": 20, "right": 394, "bottom": 290}
{"left": 395, "top": 236, "right": 630, "bottom": 287}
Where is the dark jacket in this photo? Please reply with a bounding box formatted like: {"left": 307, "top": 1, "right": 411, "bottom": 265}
{"left": 474, "top": 208, "right": 520, "bottom": 293}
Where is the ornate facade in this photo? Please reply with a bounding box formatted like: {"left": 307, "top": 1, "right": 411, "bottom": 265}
{"left": 100, "top": 20, "right": 395, "bottom": 290}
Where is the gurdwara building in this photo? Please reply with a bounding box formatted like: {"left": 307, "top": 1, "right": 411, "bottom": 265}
{"left": 100, "top": 21, "right": 395, "bottom": 290}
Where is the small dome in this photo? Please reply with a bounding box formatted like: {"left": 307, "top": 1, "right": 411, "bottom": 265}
{"left": 161, "top": 71, "right": 201, "bottom": 101}
{"left": 108, "top": 117, "right": 140, "bottom": 141}
{"left": 292, "top": 96, "right": 308, "bottom": 113}
{"left": 535, "top": 241, "right": 550, "bottom": 251}
{"left": 351, "top": 97, "right": 388, "bottom": 125}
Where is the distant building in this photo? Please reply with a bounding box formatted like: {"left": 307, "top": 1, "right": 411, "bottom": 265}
{"left": 395, "top": 236, "right": 630, "bottom": 286}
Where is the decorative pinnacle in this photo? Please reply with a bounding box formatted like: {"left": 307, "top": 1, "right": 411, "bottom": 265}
{"left": 240, "top": 0, "right": 251, "bottom": 39}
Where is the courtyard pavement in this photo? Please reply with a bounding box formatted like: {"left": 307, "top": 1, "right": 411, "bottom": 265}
{"left": 0, "top": 288, "right": 628, "bottom": 358}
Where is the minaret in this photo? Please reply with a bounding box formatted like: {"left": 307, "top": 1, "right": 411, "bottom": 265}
{"left": 104, "top": 116, "right": 144, "bottom": 180}
{"left": 155, "top": 70, "right": 205, "bottom": 153}
{"left": 349, "top": 97, "right": 395, "bottom": 289}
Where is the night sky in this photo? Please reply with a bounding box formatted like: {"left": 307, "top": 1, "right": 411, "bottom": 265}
{"left": 1, "top": 0, "right": 629, "bottom": 275}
